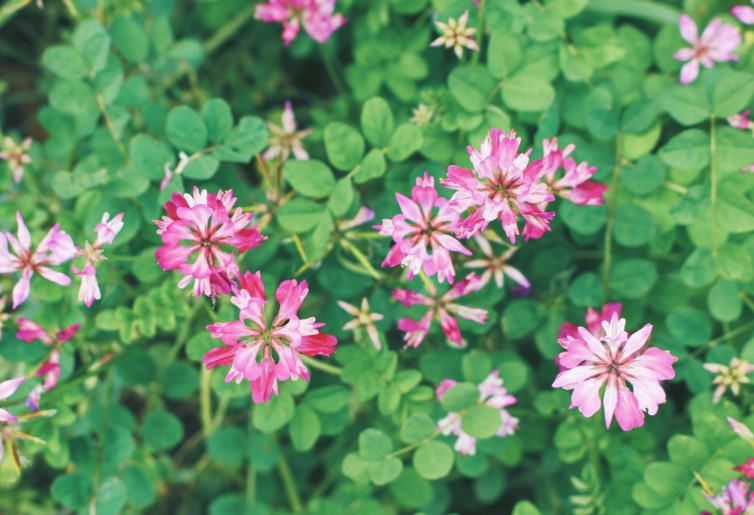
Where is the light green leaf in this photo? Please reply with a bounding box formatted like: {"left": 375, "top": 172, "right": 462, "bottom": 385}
{"left": 284, "top": 159, "right": 335, "bottom": 198}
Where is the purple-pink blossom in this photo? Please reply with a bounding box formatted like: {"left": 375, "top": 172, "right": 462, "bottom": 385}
{"left": 204, "top": 271, "right": 337, "bottom": 404}
{"left": 552, "top": 313, "right": 676, "bottom": 431}
{"left": 703, "top": 479, "right": 754, "bottom": 515}
{"left": 733, "top": 1, "right": 754, "bottom": 24}
{"left": 541, "top": 138, "right": 607, "bottom": 207}
{"left": 673, "top": 15, "right": 740, "bottom": 84}
{"left": 255, "top": 0, "right": 347, "bottom": 46}
{"left": 154, "top": 188, "right": 264, "bottom": 297}
{"left": 17, "top": 319, "right": 80, "bottom": 391}
{"left": 73, "top": 212, "right": 124, "bottom": 307}
{"left": 463, "top": 232, "right": 529, "bottom": 290}
{"left": 393, "top": 272, "right": 487, "bottom": 348}
{"left": 436, "top": 371, "right": 518, "bottom": 455}
{"left": 376, "top": 172, "right": 471, "bottom": 284}
{"left": 0, "top": 136, "right": 31, "bottom": 184}
{"left": 0, "top": 212, "right": 76, "bottom": 308}
{"left": 442, "top": 129, "right": 556, "bottom": 244}
{"left": 263, "top": 101, "right": 311, "bottom": 162}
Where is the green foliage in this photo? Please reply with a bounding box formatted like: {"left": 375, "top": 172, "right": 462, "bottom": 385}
{"left": 4, "top": 0, "right": 754, "bottom": 513}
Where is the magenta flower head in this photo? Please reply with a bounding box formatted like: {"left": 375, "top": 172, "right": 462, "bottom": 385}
{"left": 443, "top": 129, "right": 555, "bottom": 244}
{"left": 255, "top": 0, "right": 347, "bottom": 46}
{"left": 17, "top": 319, "right": 80, "bottom": 391}
{"left": 673, "top": 15, "right": 741, "bottom": 84}
{"left": 0, "top": 136, "right": 32, "bottom": 184}
{"left": 540, "top": 138, "right": 607, "bottom": 207}
{"left": 436, "top": 371, "right": 518, "bottom": 456}
{"left": 733, "top": 1, "right": 754, "bottom": 24}
{"left": 376, "top": 172, "right": 471, "bottom": 284}
{"left": 0, "top": 212, "right": 76, "bottom": 309}
{"left": 204, "top": 271, "right": 337, "bottom": 404}
{"left": 393, "top": 272, "right": 488, "bottom": 348}
{"left": 552, "top": 313, "right": 676, "bottom": 431}
{"left": 154, "top": 188, "right": 264, "bottom": 297}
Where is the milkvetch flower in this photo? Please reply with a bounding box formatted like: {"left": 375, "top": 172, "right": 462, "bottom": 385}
{"left": 204, "top": 271, "right": 337, "bottom": 404}
{"left": 728, "top": 110, "right": 754, "bottom": 131}
{"left": 337, "top": 297, "right": 384, "bottom": 350}
{"left": 728, "top": 416, "right": 754, "bottom": 442}
{"left": 393, "top": 272, "right": 487, "bottom": 348}
{"left": 73, "top": 212, "right": 124, "bottom": 307}
{"left": 463, "top": 232, "right": 529, "bottom": 290}
{"left": 733, "top": 1, "right": 754, "bottom": 24}
{"left": 541, "top": 138, "right": 607, "bottom": 207}
{"left": 262, "top": 101, "right": 312, "bottom": 163}
{"left": 0, "top": 377, "right": 24, "bottom": 424}
{"left": 442, "top": 129, "right": 555, "bottom": 244}
{"left": 160, "top": 151, "right": 190, "bottom": 192}
{"left": 430, "top": 10, "right": 479, "bottom": 59}
{"left": 704, "top": 357, "right": 754, "bottom": 403}
{"left": 435, "top": 371, "right": 518, "bottom": 456}
{"left": 154, "top": 188, "right": 264, "bottom": 297}
{"left": 736, "top": 458, "right": 754, "bottom": 479}
{"left": 703, "top": 478, "right": 754, "bottom": 514}
{"left": 0, "top": 212, "right": 76, "bottom": 308}
{"left": 552, "top": 313, "right": 676, "bottom": 431}
{"left": 0, "top": 136, "right": 31, "bottom": 184}
{"left": 255, "top": 0, "right": 347, "bottom": 46}
{"left": 673, "top": 15, "right": 740, "bottom": 84}
{"left": 376, "top": 172, "right": 471, "bottom": 284}
{"left": 17, "top": 319, "right": 80, "bottom": 391}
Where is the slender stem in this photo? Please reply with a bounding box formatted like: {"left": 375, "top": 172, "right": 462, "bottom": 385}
{"left": 300, "top": 354, "right": 342, "bottom": 375}
{"left": 340, "top": 239, "right": 382, "bottom": 280}
{"left": 471, "top": 0, "right": 487, "bottom": 66}
{"left": 96, "top": 94, "right": 129, "bottom": 162}
{"left": 319, "top": 46, "right": 346, "bottom": 96}
{"left": 277, "top": 447, "right": 304, "bottom": 513}
{"left": 710, "top": 115, "right": 718, "bottom": 257}
{"left": 602, "top": 132, "right": 622, "bottom": 291}
{"left": 386, "top": 413, "right": 461, "bottom": 458}
{"left": 690, "top": 320, "right": 754, "bottom": 358}
{"left": 204, "top": 4, "right": 258, "bottom": 54}
{"left": 584, "top": 0, "right": 680, "bottom": 24}
{"left": 663, "top": 181, "right": 688, "bottom": 194}
{"left": 290, "top": 233, "right": 308, "bottom": 263}
{"left": 245, "top": 418, "right": 256, "bottom": 509}
{"left": 200, "top": 368, "right": 213, "bottom": 437}
{"left": 162, "top": 299, "right": 202, "bottom": 373}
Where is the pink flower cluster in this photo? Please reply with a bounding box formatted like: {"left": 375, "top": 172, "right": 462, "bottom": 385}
{"left": 376, "top": 129, "right": 605, "bottom": 286}
{"left": 17, "top": 319, "right": 80, "bottom": 398}
{"left": 703, "top": 479, "right": 754, "bottom": 515}
{"left": 255, "top": 0, "right": 347, "bottom": 46}
{"left": 375, "top": 172, "right": 471, "bottom": 284}
{"left": 674, "top": 15, "right": 740, "bottom": 84}
{"left": 73, "top": 212, "right": 124, "bottom": 307}
{"left": 553, "top": 308, "right": 676, "bottom": 431}
{"left": 0, "top": 211, "right": 122, "bottom": 309}
{"left": 733, "top": 1, "right": 754, "bottom": 24}
{"left": 393, "top": 273, "right": 488, "bottom": 348}
{"left": 0, "top": 212, "right": 76, "bottom": 309}
{"left": 436, "top": 371, "right": 518, "bottom": 455}
{"left": 204, "top": 271, "right": 337, "bottom": 403}
{"left": 154, "top": 188, "right": 264, "bottom": 297}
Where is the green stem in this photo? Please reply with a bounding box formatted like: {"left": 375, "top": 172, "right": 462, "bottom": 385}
{"left": 710, "top": 115, "right": 718, "bottom": 258}
{"left": 471, "top": 0, "right": 487, "bottom": 66}
{"left": 200, "top": 368, "right": 213, "bottom": 437}
{"left": 386, "top": 413, "right": 461, "bottom": 458}
{"left": 96, "top": 93, "right": 129, "bottom": 162}
{"left": 585, "top": 0, "right": 680, "bottom": 24}
{"left": 277, "top": 446, "right": 304, "bottom": 513}
{"left": 340, "top": 239, "right": 382, "bottom": 280}
{"left": 245, "top": 417, "right": 256, "bottom": 509}
{"left": 204, "top": 4, "right": 258, "bottom": 54}
{"left": 602, "top": 132, "right": 622, "bottom": 291}
{"left": 300, "top": 354, "right": 342, "bottom": 376}
{"left": 689, "top": 319, "right": 754, "bottom": 358}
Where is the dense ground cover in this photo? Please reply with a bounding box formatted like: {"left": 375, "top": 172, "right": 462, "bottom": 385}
{"left": 1, "top": 0, "right": 754, "bottom": 513}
